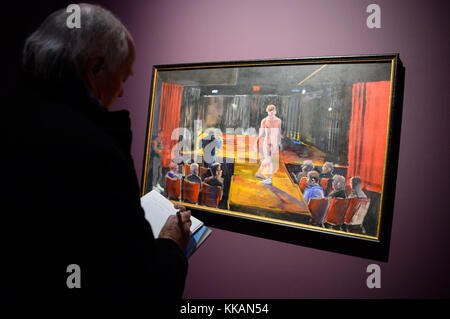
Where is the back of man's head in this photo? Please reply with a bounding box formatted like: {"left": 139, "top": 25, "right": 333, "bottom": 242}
{"left": 23, "top": 4, "right": 130, "bottom": 83}
{"left": 302, "top": 160, "right": 314, "bottom": 172}
{"left": 211, "top": 163, "right": 221, "bottom": 177}
{"left": 351, "top": 176, "right": 362, "bottom": 189}
{"left": 307, "top": 170, "right": 319, "bottom": 184}
{"left": 333, "top": 175, "right": 346, "bottom": 190}
{"left": 190, "top": 163, "right": 199, "bottom": 175}
{"left": 323, "top": 162, "right": 334, "bottom": 173}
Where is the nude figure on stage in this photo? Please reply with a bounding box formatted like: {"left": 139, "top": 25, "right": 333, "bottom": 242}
{"left": 253, "top": 104, "right": 282, "bottom": 185}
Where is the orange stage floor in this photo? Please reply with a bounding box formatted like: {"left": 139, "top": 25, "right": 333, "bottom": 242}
{"left": 228, "top": 162, "right": 310, "bottom": 217}
{"left": 183, "top": 134, "right": 328, "bottom": 221}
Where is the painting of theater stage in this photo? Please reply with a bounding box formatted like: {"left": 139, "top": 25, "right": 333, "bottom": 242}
{"left": 142, "top": 56, "right": 400, "bottom": 241}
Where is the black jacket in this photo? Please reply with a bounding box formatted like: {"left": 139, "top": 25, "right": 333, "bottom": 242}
{"left": 1, "top": 76, "right": 187, "bottom": 297}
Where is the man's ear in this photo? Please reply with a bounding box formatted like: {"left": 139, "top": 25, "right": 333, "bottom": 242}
{"left": 85, "top": 55, "right": 105, "bottom": 91}
{"left": 88, "top": 56, "right": 105, "bottom": 75}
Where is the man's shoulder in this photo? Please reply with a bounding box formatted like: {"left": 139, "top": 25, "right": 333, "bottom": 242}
{"left": 330, "top": 190, "right": 346, "bottom": 198}
{"left": 187, "top": 175, "right": 201, "bottom": 183}
{"left": 11, "top": 94, "right": 113, "bottom": 151}
{"left": 306, "top": 184, "right": 323, "bottom": 192}
{"left": 205, "top": 177, "right": 222, "bottom": 186}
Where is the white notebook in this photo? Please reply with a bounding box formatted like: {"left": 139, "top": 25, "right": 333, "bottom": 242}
{"left": 140, "top": 190, "right": 203, "bottom": 238}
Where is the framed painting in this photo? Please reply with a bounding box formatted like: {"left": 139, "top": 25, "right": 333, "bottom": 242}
{"left": 141, "top": 54, "right": 404, "bottom": 261}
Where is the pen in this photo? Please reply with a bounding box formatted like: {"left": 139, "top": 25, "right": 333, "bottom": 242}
{"left": 176, "top": 210, "right": 183, "bottom": 229}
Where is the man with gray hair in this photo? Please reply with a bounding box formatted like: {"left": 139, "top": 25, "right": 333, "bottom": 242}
{"left": 328, "top": 175, "right": 347, "bottom": 198}
{"left": 2, "top": 4, "right": 191, "bottom": 297}
{"left": 293, "top": 160, "right": 315, "bottom": 184}
{"left": 186, "top": 163, "right": 202, "bottom": 185}
{"left": 319, "top": 162, "right": 334, "bottom": 179}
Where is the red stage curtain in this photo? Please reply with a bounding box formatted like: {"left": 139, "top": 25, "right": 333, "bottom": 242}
{"left": 159, "top": 83, "right": 183, "bottom": 167}
{"left": 347, "top": 81, "right": 390, "bottom": 193}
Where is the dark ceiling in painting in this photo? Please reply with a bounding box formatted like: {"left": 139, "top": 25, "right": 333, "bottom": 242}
{"left": 158, "top": 62, "right": 392, "bottom": 95}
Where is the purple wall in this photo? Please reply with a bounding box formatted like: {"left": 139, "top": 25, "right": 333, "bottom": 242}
{"left": 101, "top": 0, "right": 449, "bottom": 298}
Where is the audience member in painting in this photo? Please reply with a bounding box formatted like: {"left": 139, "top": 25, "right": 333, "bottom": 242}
{"left": 347, "top": 176, "right": 367, "bottom": 199}
{"left": 186, "top": 163, "right": 202, "bottom": 186}
{"left": 166, "top": 162, "right": 182, "bottom": 180}
{"left": 319, "top": 162, "right": 334, "bottom": 179}
{"left": 328, "top": 175, "right": 347, "bottom": 198}
{"left": 303, "top": 171, "right": 325, "bottom": 204}
{"left": 293, "top": 160, "right": 315, "bottom": 184}
{"left": 204, "top": 162, "right": 223, "bottom": 188}
{"left": 204, "top": 162, "right": 223, "bottom": 200}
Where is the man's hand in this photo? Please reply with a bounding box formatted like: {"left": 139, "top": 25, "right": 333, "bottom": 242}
{"left": 158, "top": 204, "right": 192, "bottom": 250}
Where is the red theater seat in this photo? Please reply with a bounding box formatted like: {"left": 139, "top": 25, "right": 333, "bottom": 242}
{"left": 324, "top": 198, "right": 351, "bottom": 228}
{"left": 344, "top": 198, "right": 371, "bottom": 234}
{"left": 183, "top": 179, "right": 200, "bottom": 204}
{"left": 201, "top": 183, "right": 222, "bottom": 208}
{"left": 184, "top": 164, "right": 191, "bottom": 176}
{"left": 166, "top": 176, "right": 181, "bottom": 200}
{"left": 299, "top": 177, "right": 307, "bottom": 192}
{"left": 308, "top": 198, "right": 329, "bottom": 227}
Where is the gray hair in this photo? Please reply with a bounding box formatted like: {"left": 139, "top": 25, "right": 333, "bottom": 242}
{"left": 301, "top": 160, "right": 314, "bottom": 172}
{"left": 323, "top": 162, "right": 334, "bottom": 172}
{"left": 190, "top": 163, "right": 199, "bottom": 175}
{"left": 332, "top": 175, "right": 346, "bottom": 190}
{"left": 23, "top": 3, "right": 130, "bottom": 81}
